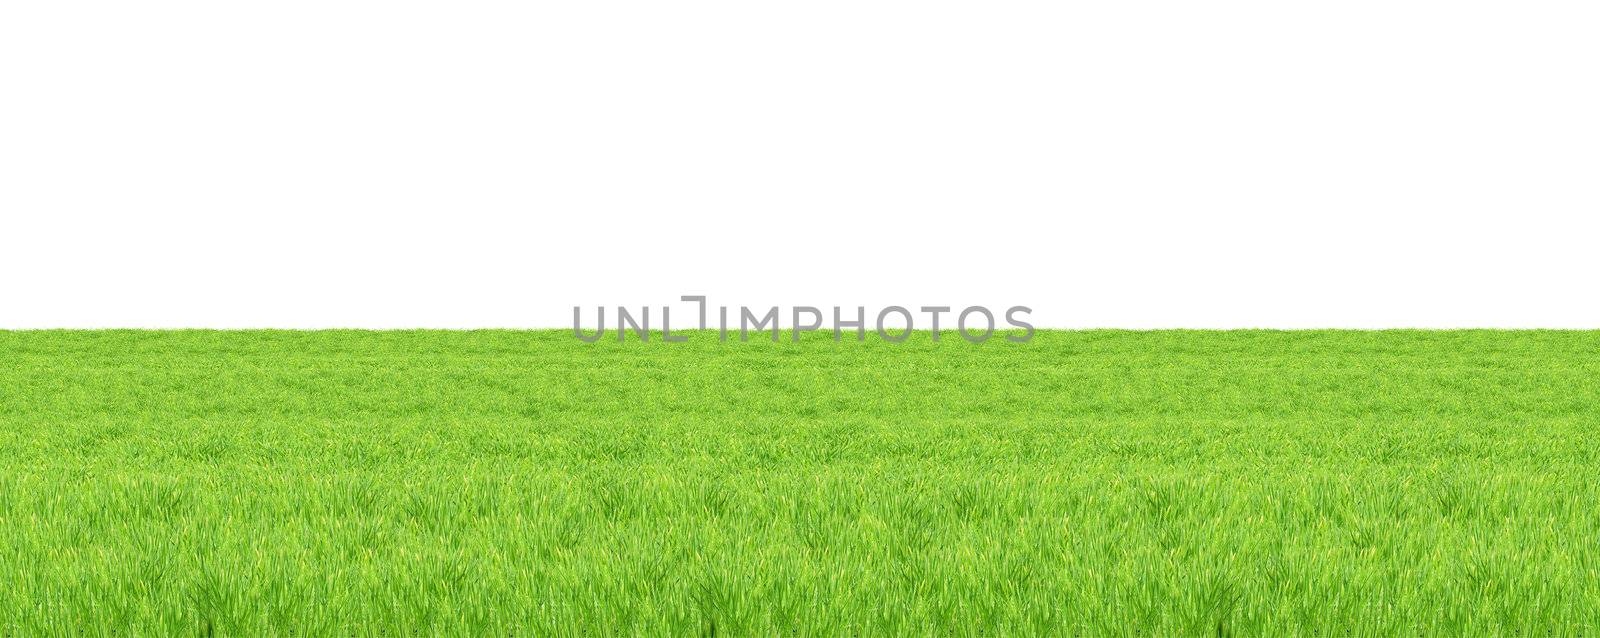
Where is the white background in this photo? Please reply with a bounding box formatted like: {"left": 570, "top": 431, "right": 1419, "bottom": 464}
{"left": 3, "top": 1, "right": 1597, "bottom": 329}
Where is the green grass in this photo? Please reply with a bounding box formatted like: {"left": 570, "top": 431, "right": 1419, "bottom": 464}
{"left": 2, "top": 329, "right": 1598, "bottom": 635}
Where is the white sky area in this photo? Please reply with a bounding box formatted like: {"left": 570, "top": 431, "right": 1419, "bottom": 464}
{"left": 3, "top": 1, "right": 1597, "bottom": 328}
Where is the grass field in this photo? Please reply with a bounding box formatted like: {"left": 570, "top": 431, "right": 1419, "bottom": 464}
{"left": 2, "top": 330, "right": 1598, "bottom": 635}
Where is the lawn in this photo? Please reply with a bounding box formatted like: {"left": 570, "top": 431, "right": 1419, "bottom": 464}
{"left": 1, "top": 330, "right": 1597, "bottom": 635}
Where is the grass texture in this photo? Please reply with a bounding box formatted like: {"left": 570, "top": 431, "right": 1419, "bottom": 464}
{"left": 2, "top": 329, "right": 1598, "bottom": 635}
